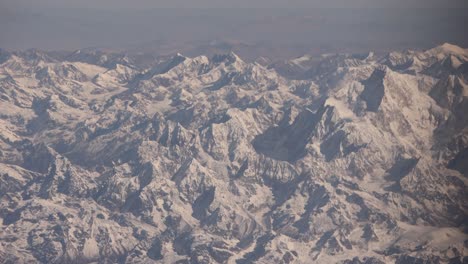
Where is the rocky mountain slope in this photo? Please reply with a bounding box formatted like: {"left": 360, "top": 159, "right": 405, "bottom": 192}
{"left": 0, "top": 43, "right": 467, "bottom": 263}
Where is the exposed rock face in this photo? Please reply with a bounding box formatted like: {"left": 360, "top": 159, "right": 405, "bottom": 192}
{"left": 0, "top": 44, "right": 468, "bottom": 263}
{"left": 359, "top": 68, "right": 386, "bottom": 112}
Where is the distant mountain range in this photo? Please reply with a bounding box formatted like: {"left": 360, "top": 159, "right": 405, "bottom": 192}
{"left": 0, "top": 43, "right": 467, "bottom": 263}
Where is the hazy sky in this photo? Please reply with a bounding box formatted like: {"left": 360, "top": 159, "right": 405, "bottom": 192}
{"left": 1, "top": 0, "right": 467, "bottom": 57}
{"left": 2, "top": 0, "right": 468, "bottom": 9}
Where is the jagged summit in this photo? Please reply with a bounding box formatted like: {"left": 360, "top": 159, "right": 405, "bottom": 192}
{"left": 0, "top": 44, "right": 467, "bottom": 264}
{"left": 428, "top": 43, "right": 468, "bottom": 57}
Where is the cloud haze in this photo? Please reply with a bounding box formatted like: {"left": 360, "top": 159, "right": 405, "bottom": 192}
{"left": 2, "top": 0, "right": 468, "bottom": 9}
{"left": 0, "top": 1, "right": 467, "bottom": 57}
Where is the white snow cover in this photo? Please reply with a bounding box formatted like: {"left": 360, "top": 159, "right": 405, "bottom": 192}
{"left": 0, "top": 44, "right": 467, "bottom": 263}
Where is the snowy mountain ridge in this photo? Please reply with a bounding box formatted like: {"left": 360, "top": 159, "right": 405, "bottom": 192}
{"left": 0, "top": 43, "right": 467, "bottom": 263}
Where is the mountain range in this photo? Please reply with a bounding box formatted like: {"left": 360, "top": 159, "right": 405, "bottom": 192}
{"left": 0, "top": 43, "right": 467, "bottom": 263}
